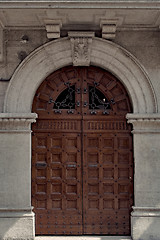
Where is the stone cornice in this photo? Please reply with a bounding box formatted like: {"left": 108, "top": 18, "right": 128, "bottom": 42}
{"left": 126, "top": 113, "right": 160, "bottom": 133}
{"left": 0, "top": 113, "right": 37, "bottom": 131}
{"left": 0, "top": 1, "right": 160, "bottom": 9}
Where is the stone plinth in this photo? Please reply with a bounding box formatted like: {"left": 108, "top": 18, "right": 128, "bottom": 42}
{"left": 0, "top": 113, "right": 37, "bottom": 240}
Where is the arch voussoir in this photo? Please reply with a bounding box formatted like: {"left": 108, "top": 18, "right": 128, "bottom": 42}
{"left": 4, "top": 37, "right": 157, "bottom": 114}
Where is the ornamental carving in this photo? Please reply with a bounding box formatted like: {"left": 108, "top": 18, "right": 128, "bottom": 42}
{"left": 68, "top": 32, "right": 94, "bottom": 66}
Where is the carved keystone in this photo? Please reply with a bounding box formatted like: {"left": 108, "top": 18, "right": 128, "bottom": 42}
{"left": 100, "top": 20, "right": 117, "bottom": 40}
{"left": 68, "top": 32, "right": 95, "bottom": 66}
{"left": 45, "top": 20, "right": 62, "bottom": 39}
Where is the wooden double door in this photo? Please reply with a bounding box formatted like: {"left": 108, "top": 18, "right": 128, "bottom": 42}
{"left": 32, "top": 66, "right": 133, "bottom": 236}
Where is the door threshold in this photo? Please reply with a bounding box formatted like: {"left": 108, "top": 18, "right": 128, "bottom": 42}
{"left": 35, "top": 236, "right": 131, "bottom": 240}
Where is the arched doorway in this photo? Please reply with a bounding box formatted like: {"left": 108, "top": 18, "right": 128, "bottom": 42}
{"left": 32, "top": 66, "right": 133, "bottom": 236}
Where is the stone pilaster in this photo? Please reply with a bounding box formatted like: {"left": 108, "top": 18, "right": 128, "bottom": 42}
{"left": 0, "top": 113, "right": 37, "bottom": 240}
{"left": 127, "top": 113, "right": 160, "bottom": 240}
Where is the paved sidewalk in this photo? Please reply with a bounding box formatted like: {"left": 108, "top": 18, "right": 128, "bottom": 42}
{"left": 35, "top": 236, "right": 131, "bottom": 240}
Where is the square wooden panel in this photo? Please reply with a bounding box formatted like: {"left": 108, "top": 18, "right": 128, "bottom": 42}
{"left": 36, "top": 200, "right": 46, "bottom": 209}
{"left": 36, "top": 184, "right": 47, "bottom": 193}
{"left": 66, "top": 137, "right": 77, "bottom": 148}
{"left": 36, "top": 136, "right": 47, "bottom": 148}
{"left": 118, "top": 199, "right": 129, "bottom": 209}
{"left": 87, "top": 137, "right": 99, "bottom": 148}
{"left": 51, "top": 184, "right": 62, "bottom": 194}
{"left": 103, "top": 152, "right": 114, "bottom": 164}
{"left": 118, "top": 184, "right": 129, "bottom": 194}
{"left": 102, "top": 137, "right": 114, "bottom": 149}
{"left": 36, "top": 168, "right": 47, "bottom": 178}
{"left": 52, "top": 199, "right": 62, "bottom": 210}
{"left": 88, "top": 200, "right": 99, "bottom": 210}
{"left": 52, "top": 168, "right": 62, "bottom": 179}
{"left": 36, "top": 153, "right": 47, "bottom": 162}
{"left": 103, "top": 168, "right": 114, "bottom": 179}
{"left": 103, "top": 183, "right": 114, "bottom": 194}
{"left": 66, "top": 168, "right": 77, "bottom": 179}
{"left": 51, "top": 153, "right": 62, "bottom": 163}
{"left": 88, "top": 168, "right": 99, "bottom": 179}
{"left": 117, "top": 137, "right": 129, "bottom": 149}
{"left": 87, "top": 153, "right": 99, "bottom": 164}
{"left": 88, "top": 184, "right": 99, "bottom": 194}
{"left": 66, "top": 184, "right": 77, "bottom": 194}
{"left": 118, "top": 168, "right": 129, "bottom": 179}
{"left": 51, "top": 137, "right": 62, "bottom": 148}
{"left": 66, "top": 153, "right": 77, "bottom": 163}
{"left": 118, "top": 152, "right": 130, "bottom": 164}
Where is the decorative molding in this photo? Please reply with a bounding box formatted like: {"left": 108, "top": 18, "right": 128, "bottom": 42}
{"left": 0, "top": 24, "right": 4, "bottom": 62}
{"left": 68, "top": 32, "right": 94, "bottom": 66}
{"left": 0, "top": 1, "right": 160, "bottom": 9}
{"left": 127, "top": 114, "right": 160, "bottom": 133}
{"left": 132, "top": 207, "right": 160, "bottom": 217}
{"left": 44, "top": 19, "right": 62, "bottom": 39}
{"left": 0, "top": 113, "right": 37, "bottom": 131}
{"left": 0, "top": 208, "right": 34, "bottom": 218}
{"left": 100, "top": 19, "right": 117, "bottom": 40}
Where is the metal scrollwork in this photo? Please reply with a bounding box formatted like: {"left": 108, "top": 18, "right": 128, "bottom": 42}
{"left": 49, "top": 82, "right": 75, "bottom": 114}
{"left": 89, "top": 82, "right": 114, "bottom": 115}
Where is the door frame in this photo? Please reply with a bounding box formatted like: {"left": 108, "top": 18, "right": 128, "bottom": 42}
{"left": 1, "top": 37, "right": 158, "bottom": 240}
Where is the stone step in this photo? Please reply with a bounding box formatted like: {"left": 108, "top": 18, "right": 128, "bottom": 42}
{"left": 35, "top": 236, "right": 132, "bottom": 240}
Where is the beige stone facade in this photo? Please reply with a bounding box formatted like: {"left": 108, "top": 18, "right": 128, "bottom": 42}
{"left": 0, "top": 1, "right": 160, "bottom": 240}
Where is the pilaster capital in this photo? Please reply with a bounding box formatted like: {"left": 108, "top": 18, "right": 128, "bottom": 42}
{"left": 0, "top": 113, "right": 37, "bottom": 132}
{"left": 68, "top": 31, "right": 95, "bottom": 66}
{"left": 126, "top": 113, "right": 160, "bottom": 133}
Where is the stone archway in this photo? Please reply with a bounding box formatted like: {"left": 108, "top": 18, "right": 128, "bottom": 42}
{"left": 3, "top": 37, "right": 157, "bottom": 114}
{"left": 1, "top": 37, "right": 158, "bottom": 240}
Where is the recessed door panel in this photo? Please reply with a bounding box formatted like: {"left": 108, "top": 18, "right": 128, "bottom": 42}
{"left": 32, "top": 66, "right": 133, "bottom": 235}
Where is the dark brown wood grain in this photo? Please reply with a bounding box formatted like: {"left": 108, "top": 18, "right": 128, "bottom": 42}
{"left": 32, "top": 66, "right": 133, "bottom": 235}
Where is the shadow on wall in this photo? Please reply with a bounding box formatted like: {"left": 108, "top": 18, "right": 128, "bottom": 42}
{"left": 0, "top": 211, "right": 34, "bottom": 240}
{"left": 131, "top": 215, "right": 160, "bottom": 240}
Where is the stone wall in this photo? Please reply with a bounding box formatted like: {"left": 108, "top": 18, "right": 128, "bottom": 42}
{"left": 0, "top": 29, "right": 160, "bottom": 240}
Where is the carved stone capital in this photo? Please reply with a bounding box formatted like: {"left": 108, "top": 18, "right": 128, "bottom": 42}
{"left": 45, "top": 20, "right": 62, "bottom": 39}
{"left": 100, "top": 19, "right": 117, "bottom": 40}
{"left": 68, "top": 32, "right": 95, "bottom": 66}
{"left": 126, "top": 113, "right": 160, "bottom": 133}
{"left": 0, "top": 113, "right": 37, "bottom": 132}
